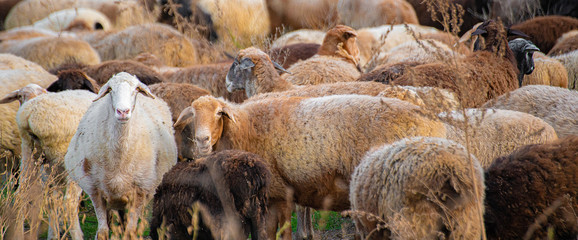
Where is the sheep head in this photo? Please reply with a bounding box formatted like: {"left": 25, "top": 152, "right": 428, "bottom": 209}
{"left": 226, "top": 47, "right": 289, "bottom": 96}
{"left": 508, "top": 38, "right": 540, "bottom": 87}
{"left": 48, "top": 69, "right": 100, "bottom": 93}
{"left": 0, "top": 84, "right": 47, "bottom": 105}
{"left": 93, "top": 72, "right": 155, "bottom": 123}
{"left": 174, "top": 96, "right": 235, "bottom": 157}
{"left": 318, "top": 25, "right": 361, "bottom": 70}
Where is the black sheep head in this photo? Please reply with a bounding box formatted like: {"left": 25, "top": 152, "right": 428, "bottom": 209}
{"left": 508, "top": 38, "right": 540, "bottom": 87}
{"left": 48, "top": 69, "right": 100, "bottom": 93}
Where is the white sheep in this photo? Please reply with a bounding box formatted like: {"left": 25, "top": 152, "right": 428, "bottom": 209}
{"left": 482, "top": 85, "right": 577, "bottom": 138}
{"left": 349, "top": 137, "right": 484, "bottom": 239}
{"left": 271, "top": 29, "right": 326, "bottom": 48}
{"left": 0, "top": 53, "right": 46, "bottom": 71}
{"left": 32, "top": 7, "right": 112, "bottom": 32}
{"left": 3, "top": 87, "right": 96, "bottom": 240}
{"left": 440, "top": 108, "right": 559, "bottom": 168}
{"left": 371, "top": 39, "right": 465, "bottom": 69}
{"left": 64, "top": 72, "right": 177, "bottom": 239}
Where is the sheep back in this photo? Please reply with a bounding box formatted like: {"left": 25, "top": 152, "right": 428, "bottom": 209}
{"left": 484, "top": 135, "right": 578, "bottom": 239}
{"left": 522, "top": 52, "right": 568, "bottom": 88}
{"left": 510, "top": 16, "right": 578, "bottom": 54}
{"left": 441, "top": 108, "right": 558, "bottom": 168}
{"left": 0, "top": 36, "right": 101, "bottom": 70}
{"left": 482, "top": 85, "right": 578, "bottom": 138}
{"left": 150, "top": 150, "right": 270, "bottom": 240}
{"left": 551, "top": 50, "right": 578, "bottom": 90}
{"left": 283, "top": 55, "right": 361, "bottom": 85}
{"left": 17, "top": 90, "right": 96, "bottom": 164}
{"left": 349, "top": 137, "right": 484, "bottom": 240}
{"left": 548, "top": 30, "right": 578, "bottom": 57}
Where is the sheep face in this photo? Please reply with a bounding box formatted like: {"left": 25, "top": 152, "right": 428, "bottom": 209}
{"left": 508, "top": 38, "right": 540, "bottom": 86}
{"left": 174, "top": 96, "right": 235, "bottom": 157}
{"left": 0, "top": 84, "right": 47, "bottom": 105}
{"left": 93, "top": 72, "right": 155, "bottom": 123}
{"left": 226, "top": 57, "right": 255, "bottom": 93}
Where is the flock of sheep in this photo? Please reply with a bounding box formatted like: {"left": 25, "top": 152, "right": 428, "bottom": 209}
{"left": 0, "top": 0, "right": 577, "bottom": 239}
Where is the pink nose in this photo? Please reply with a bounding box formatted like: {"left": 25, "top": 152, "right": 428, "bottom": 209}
{"left": 116, "top": 108, "right": 130, "bottom": 118}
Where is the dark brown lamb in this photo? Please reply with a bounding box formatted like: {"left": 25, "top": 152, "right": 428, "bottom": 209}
{"left": 150, "top": 150, "right": 271, "bottom": 240}
{"left": 484, "top": 135, "right": 578, "bottom": 240}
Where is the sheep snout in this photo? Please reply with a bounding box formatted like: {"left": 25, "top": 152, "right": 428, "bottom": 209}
{"left": 115, "top": 108, "right": 131, "bottom": 122}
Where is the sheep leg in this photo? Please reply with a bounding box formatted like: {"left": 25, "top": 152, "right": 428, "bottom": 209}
{"left": 66, "top": 180, "right": 84, "bottom": 240}
{"left": 47, "top": 188, "right": 62, "bottom": 240}
{"left": 123, "top": 193, "right": 146, "bottom": 239}
{"left": 266, "top": 201, "right": 293, "bottom": 240}
{"left": 91, "top": 191, "right": 109, "bottom": 240}
{"left": 17, "top": 144, "right": 44, "bottom": 240}
{"left": 296, "top": 205, "right": 314, "bottom": 240}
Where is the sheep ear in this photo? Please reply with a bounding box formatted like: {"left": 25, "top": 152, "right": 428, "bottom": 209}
{"left": 219, "top": 107, "right": 236, "bottom": 124}
{"left": 0, "top": 90, "right": 20, "bottom": 104}
{"left": 239, "top": 58, "right": 255, "bottom": 70}
{"left": 471, "top": 28, "right": 486, "bottom": 36}
{"left": 343, "top": 30, "right": 357, "bottom": 39}
{"left": 523, "top": 43, "right": 540, "bottom": 53}
{"left": 272, "top": 61, "right": 291, "bottom": 74}
{"left": 93, "top": 83, "right": 111, "bottom": 102}
{"left": 137, "top": 83, "right": 155, "bottom": 99}
{"left": 82, "top": 72, "right": 100, "bottom": 93}
{"left": 174, "top": 107, "right": 195, "bottom": 129}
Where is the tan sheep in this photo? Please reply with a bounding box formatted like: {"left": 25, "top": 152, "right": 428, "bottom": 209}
{"left": 522, "top": 52, "right": 568, "bottom": 88}
{"left": 79, "top": 23, "right": 198, "bottom": 67}
{"left": 266, "top": 0, "right": 339, "bottom": 32}
{"left": 440, "top": 108, "right": 558, "bottom": 168}
{"left": 270, "top": 29, "right": 326, "bottom": 48}
{"left": 173, "top": 94, "right": 447, "bottom": 239}
{"left": 483, "top": 85, "right": 577, "bottom": 138}
{"left": 337, "top": 0, "right": 419, "bottom": 29}
{"left": 4, "top": 0, "right": 155, "bottom": 30}
{"left": 349, "top": 137, "right": 484, "bottom": 240}
{"left": 282, "top": 25, "right": 362, "bottom": 85}
{"left": 0, "top": 36, "right": 101, "bottom": 70}
{"left": 550, "top": 49, "right": 578, "bottom": 90}
{"left": 31, "top": 7, "right": 112, "bottom": 32}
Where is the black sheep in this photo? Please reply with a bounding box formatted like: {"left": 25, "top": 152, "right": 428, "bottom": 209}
{"left": 150, "top": 150, "right": 271, "bottom": 240}
{"left": 484, "top": 135, "right": 578, "bottom": 239}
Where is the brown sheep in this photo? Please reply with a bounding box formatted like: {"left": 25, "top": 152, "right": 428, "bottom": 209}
{"left": 148, "top": 82, "right": 211, "bottom": 160}
{"left": 162, "top": 62, "right": 247, "bottom": 103}
{"left": 484, "top": 136, "right": 578, "bottom": 240}
{"left": 548, "top": 30, "right": 578, "bottom": 56}
{"left": 282, "top": 25, "right": 362, "bottom": 85}
{"left": 267, "top": 43, "right": 320, "bottom": 69}
{"left": 510, "top": 15, "right": 578, "bottom": 54}
{"left": 365, "top": 20, "right": 522, "bottom": 108}
{"left": 173, "top": 94, "right": 447, "bottom": 239}
{"left": 265, "top": 0, "right": 339, "bottom": 32}
{"left": 226, "top": 47, "right": 460, "bottom": 114}
{"left": 150, "top": 150, "right": 271, "bottom": 240}
{"left": 47, "top": 69, "right": 100, "bottom": 93}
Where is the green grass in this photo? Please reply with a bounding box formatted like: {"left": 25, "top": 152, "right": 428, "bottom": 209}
{"left": 291, "top": 210, "right": 348, "bottom": 232}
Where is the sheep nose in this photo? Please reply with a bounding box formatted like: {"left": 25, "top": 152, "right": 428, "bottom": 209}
{"left": 116, "top": 108, "right": 130, "bottom": 119}
{"left": 195, "top": 136, "right": 210, "bottom": 145}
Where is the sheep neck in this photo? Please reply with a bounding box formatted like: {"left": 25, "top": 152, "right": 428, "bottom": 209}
{"left": 252, "top": 63, "right": 293, "bottom": 96}
{"left": 215, "top": 104, "right": 255, "bottom": 152}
